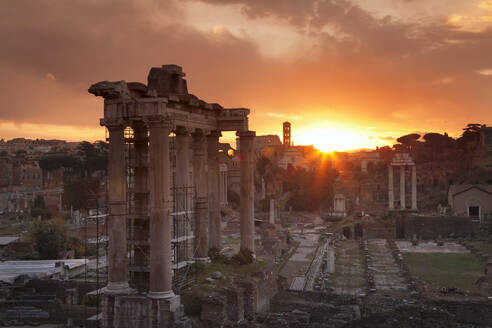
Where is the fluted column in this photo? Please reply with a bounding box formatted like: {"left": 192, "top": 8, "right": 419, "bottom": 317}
{"left": 148, "top": 120, "right": 174, "bottom": 299}
{"left": 388, "top": 165, "right": 394, "bottom": 210}
{"left": 400, "top": 166, "right": 406, "bottom": 210}
{"left": 105, "top": 124, "right": 130, "bottom": 294}
{"left": 175, "top": 127, "right": 190, "bottom": 213}
{"left": 411, "top": 165, "right": 417, "bottom": 210}
{"left": 238, "top": 131, "right": 256, "bottom": 253}
{"left": 132, "top": 124, "right": 149, "bottom": 284}
{"left": 192, "top": 130, "right": 209, "bottom": 260}
{"left": 207, "top": 131, "right": 221, "bottom": 250}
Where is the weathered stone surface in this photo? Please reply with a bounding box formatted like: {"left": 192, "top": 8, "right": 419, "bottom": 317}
{"left": 88, "top": 80, "right": 131, "bottom": 99}
{"left": 147, "top": 65, "right": 188, "bottom": 97}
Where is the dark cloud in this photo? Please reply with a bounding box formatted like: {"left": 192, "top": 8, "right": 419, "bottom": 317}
{"left": 0, "top": 0, "right": 490, "bottom": 140}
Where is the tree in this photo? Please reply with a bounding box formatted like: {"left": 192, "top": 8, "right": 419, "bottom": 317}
{"left": 396, "top": 133, "right": 421, "bottom": 151}
{"left": 31, "top": 195, "right": 52, "bottom": 220}
{"left": 63, "top": 177, "right": 101, "bottom": 210}
{"left": 77, "top": 141, "right": 108, "bottom": 177}
{"left": 30, "top": 218, "right": 67, "bottom": 259}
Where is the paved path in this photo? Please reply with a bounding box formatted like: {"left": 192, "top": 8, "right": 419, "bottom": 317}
{"left": 331, "top": 240, "right": 366, "bottom": 295}
{"left": 367, "top": 239, "right": 408, "bottom": 293}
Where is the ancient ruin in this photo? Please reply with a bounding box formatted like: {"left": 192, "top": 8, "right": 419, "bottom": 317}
{"left": 388, "top": 153, "right": 417, "bottom": 211}
{"left": 89, "top": 65, "right": 256, "bottom": 327}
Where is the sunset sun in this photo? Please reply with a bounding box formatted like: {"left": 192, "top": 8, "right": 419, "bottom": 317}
{"left": 294, "top": 127, "right": 383, "bottom": 152}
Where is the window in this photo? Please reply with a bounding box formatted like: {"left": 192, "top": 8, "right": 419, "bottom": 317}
{"left": 468, "top": 206, "right": 480, "bottom": 218}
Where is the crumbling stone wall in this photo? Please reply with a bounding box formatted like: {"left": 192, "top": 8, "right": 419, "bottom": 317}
{"left": 395, "top": 216, "right": 472, "bottom": 239}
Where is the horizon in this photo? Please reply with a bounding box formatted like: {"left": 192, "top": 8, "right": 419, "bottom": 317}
{"left": 1, "top": 1, "right": 491, "bottom": 152}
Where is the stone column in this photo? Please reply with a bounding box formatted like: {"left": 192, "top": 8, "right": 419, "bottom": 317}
{"left": 148, "top": 120, "right": 174, "bottom": 299}
{"left": 269, "top": 198, "right": 275, "bottom": 224}
{"left": 238, "top": 131, "right": 256, "bottom": 253}
{"left": 132, "top": 124, "right": 149, "bottom": 284}
{"left": 411, "top": 165, "right": 417, "bottom": 210}
{"left": 105, "top": 124, "right": 130, "bottom": 294}
{"left": 207, "top": 131, "right": 221, "bottom": 250}
{"left": 175, "top": 127, "right": 190, "bottom": 213}
{"left": 192, "top": 130, "right": 209, "bottom": 260}
{"left": 388, "top": 165, "right": 394, "bottom": 210}
{"left": 400, "top": 166, "right": 406, "bottom": 210}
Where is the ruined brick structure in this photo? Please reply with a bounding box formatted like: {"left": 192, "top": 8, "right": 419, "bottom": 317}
{"left": 89, "top": 65, "right": 256, "bottom": 327}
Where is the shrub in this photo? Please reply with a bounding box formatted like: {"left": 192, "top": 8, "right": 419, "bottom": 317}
{"left": 231, "top": 248, "right": 254, "bottom": 265}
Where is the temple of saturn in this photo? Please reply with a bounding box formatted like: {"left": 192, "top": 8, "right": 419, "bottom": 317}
{"left": 388, "top": 153, "right": 417, "bottom": 211}
{"left": 88, "top": 65, "right": 255, "bottom": 327}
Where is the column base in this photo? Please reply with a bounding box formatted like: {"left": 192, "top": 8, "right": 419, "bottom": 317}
{"left": 193, "top": 257, "right": 211, "bottom": 263}
{"left": 147, "top": 290, "right": 176, "bottom": 299}
{"left": 103, "top": 282, "right": 134, "bottom": 295}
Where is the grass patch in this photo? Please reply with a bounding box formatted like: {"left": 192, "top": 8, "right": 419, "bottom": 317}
{"left": 181, "top": 259, "right": 270, "bottom": 316}
{"left": 468, "top": 241, "right": 492, "bottom": 258}
{"left": 403, "top": 253, "right": 485, "bottom": 292}
{"left": 223, "top": 237, "right": 240, "bottom": 244}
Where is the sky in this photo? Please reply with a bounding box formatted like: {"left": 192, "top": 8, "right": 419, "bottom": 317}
{"left": 0, "top": 0, "right": 491, "bottom": 151}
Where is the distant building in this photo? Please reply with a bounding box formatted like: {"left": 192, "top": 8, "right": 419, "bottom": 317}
{"left": 253, "top": 135, "right": 282, "bottom": 156}
{"left": 448, "top": 184, "right": 492, "bottom": 223}
{"left": 283, "top": 121, "right": 291, "bottom": 146}
{"left": 480, "top": 125, "right": 492, "bottom": 170}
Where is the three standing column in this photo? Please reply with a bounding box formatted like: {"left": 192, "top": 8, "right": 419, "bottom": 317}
{"left": 148, "top": 120, "right": 174, "bottom": 299}
{"left": 238, "top": 131, "right": 256, "bottom": 253}
{"left": 105, "top": 124, "right": 131, "bottom": 294}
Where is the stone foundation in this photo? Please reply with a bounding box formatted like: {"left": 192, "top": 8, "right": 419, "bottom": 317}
{"left": 103, "top": 294, "right": 190, "bottom": 328}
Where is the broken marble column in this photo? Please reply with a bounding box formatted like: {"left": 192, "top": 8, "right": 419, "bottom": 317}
{"left": 400, "top": 166, "right": 406, "bottom": 210}
{"left": 388, "top": 165, "right": 394, "bottom": 210}
{"left": 148, "top": 120, "right": 174, "bottom": 299}
{"left": 105, "top": 123, "right": 131, "bottom": 294}
{"left": 238, "top": 131, "right": 256, "bottom": 253}
{"left": 207, "top": 131, "right": 221, "bottom": 250}
{"left": 411, "top": 165, "right": 417, "bottom": 210}
{"left": 269, "top": 197, "right": 275, "bottom": 224}
{"left": 193, "top": 130, "right": 209, "bottom": 260}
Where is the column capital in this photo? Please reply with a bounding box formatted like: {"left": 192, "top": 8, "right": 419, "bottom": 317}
{"left": 102, "top": 118, "right": 126, "bottom": 131}
{"left": 191, "top": 128, "right": 205, "bottom": 137}
{"left": 236, "top": 130, "right": 256, "bottom": 138}
{"left": 207, "top": 130, "right": 222, "bottom": 138}
{"left": 175, "top": 126, "right": 192, "bottom": 136}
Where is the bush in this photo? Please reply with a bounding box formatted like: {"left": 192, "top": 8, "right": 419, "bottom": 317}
{"left": 208, "top": 246, "right": 227, "bottom": 263}
{"left": 31, "top": 207, "right": 52, "bottom": 220}
{"left": 231, "top": 248, "right": 254, "bottom": 265}
{"left": 29, "top": 218, "right": 67, "bottom": 259}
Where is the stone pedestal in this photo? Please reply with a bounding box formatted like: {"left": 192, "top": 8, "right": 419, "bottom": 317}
{"left": 103, "top": 294, "right": 189, "bottom": 328}
{"left": 238, "top": 131, "right": 256, "bottom": 252}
